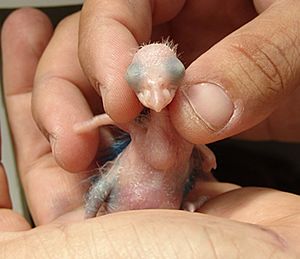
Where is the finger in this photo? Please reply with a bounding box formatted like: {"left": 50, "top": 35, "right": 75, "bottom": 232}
{"left": 169, "top": 0, "right": 300, "bottom": 144}
{"left": 2, "top": 8, "right": 53, "bottom": 173}
{"left": 33, "top": 13, "right": 100, "bottom": 172}
{"left": 2, "top": 210, "right": 294, "bottom": 257}
{"left": 2, "top": 9, "right": 94, "bottom": 225}
{"left": 199, "top": 187, "right": 300, "bottom": 225}
{"left": 79, "top": 0, "right": 185, "bottom": 122}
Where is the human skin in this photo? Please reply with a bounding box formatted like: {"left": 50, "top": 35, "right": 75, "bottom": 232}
{"left": 32, "top": 0, "right": 300, "bottom": 173}
{"left": 0, "top": 7, "right": 300, "bottom": 258}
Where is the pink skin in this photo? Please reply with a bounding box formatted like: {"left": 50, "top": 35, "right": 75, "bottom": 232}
{"left": 127, "top": 43, "right": 181, "bottom": 112}
{"left": 74, "top": 43, "right": 216, "bottom": 218}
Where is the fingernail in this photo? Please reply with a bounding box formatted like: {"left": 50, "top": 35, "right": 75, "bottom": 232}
{"left": 185, "top": 83, "right": 234, "bottom": 131}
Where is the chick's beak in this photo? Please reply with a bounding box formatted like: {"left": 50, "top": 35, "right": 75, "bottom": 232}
{"left": 138, "top": 87, "right": 175, "bottom": 112}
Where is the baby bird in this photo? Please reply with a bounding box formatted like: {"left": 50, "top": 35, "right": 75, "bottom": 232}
{"left": 74, "top": 42, "right": 216, "bottom": 218}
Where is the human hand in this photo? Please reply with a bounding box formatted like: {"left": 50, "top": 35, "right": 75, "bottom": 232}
{"left": 31, "top": 1, "right": 300, "bottom": 173}
{"left": 2, "top": 6, "right": 299, "bottom": 258}
{"left": 78, "top": 0, "right": 300, "bottom": 146}
{"left": 1, "top": 15, "right": 300, "bottom": 253}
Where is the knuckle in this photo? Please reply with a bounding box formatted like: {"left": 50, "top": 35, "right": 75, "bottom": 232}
{"left": 230, "top": 32, "right": 296, "bottom": 102}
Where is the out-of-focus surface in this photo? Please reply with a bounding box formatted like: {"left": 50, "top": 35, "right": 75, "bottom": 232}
{"left": 0, "top": 0, "right": 83, "bottom": 8}
{"left": 0, "top": 4, "right": 82, "bottom": 218}
{"left": 0, "top": 85, "right": 25, "bottom": 215}
{"left": 210, "top": 140, "right": 300, "bottom": 195}
{"left": 0, "top": 4, "right": 82, "bottom": 26}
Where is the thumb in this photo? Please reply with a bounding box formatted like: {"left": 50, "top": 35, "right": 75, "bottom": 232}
{"left": 169, "top": 0, "right": 300, "bottom": 144}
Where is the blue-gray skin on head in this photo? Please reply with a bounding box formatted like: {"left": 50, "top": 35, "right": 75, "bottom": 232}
{"left": 125, "top": 43, "right": 185, "bottom": 112}
{"left": 126, "top": 56, "right": 185, "bottom": 89}
{"left": 165, "top": 56, "right": 186, "bottom": 83}
{"left": 126, "top": 62, "right": 143, "bottom": 92}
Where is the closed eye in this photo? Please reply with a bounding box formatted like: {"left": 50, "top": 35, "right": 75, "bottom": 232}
{"left": 125, "top": 62, "right": 143, "bottom": 92}
{"left": 165, "top": 57, "right": 185, "bottom": 83}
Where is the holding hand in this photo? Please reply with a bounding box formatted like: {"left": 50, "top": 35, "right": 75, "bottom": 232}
{"left": 31, "top": 1, "right": 300, "bottom": 173}
{"left": 1, "top": 3, "right": 300, "bottom": 258}
{"left": 79, "top": 0, "right": 300, "bottom": 144}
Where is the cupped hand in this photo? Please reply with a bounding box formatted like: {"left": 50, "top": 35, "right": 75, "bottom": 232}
{"left": 1, "top": 6, "right": 299, "bottom": 259}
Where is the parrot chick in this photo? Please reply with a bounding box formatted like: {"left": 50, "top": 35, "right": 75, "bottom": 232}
{"left": 74, "top": 42, "right": 216, "bottom": 218}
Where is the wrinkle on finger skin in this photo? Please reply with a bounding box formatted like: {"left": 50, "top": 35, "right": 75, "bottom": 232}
{"left": 229, "top": 27, "right": 298, "bottom": 99}
{"left": 230, "top": 1, "right": 300, "bottom": 101}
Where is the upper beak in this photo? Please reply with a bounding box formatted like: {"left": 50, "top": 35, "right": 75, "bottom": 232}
{"left": 139, "top": 88, "right": 174, "bottom": 112}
